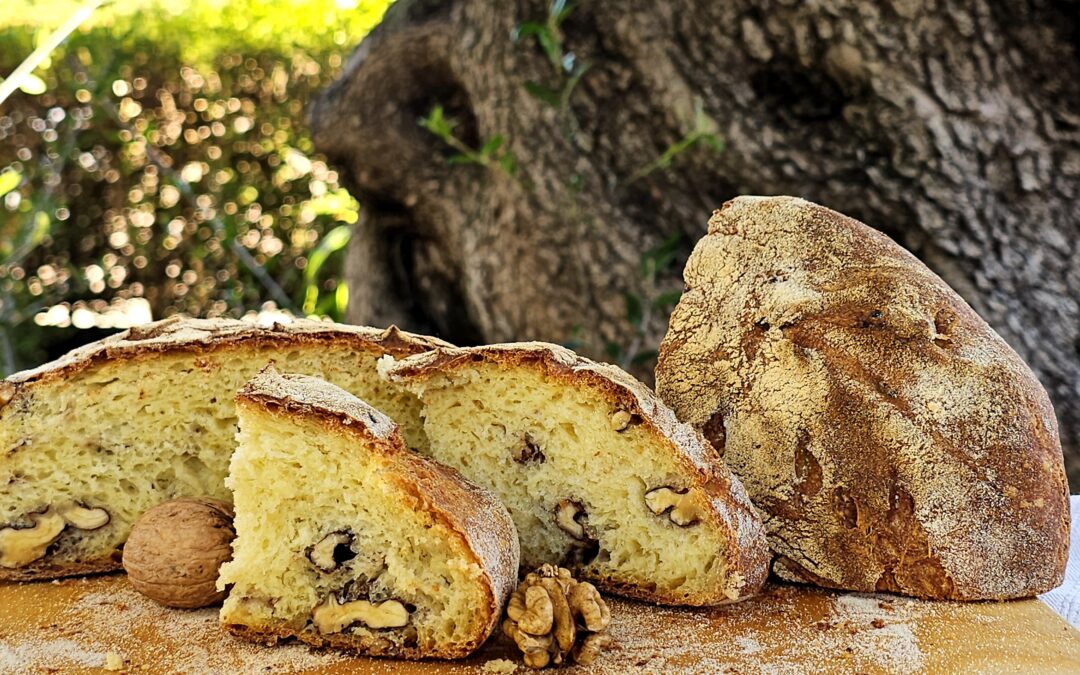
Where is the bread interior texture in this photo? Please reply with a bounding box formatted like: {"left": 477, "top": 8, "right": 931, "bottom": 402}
{"left": 219, "top": 403, "right": 489, "bottom": 653}
{"left": 403, "top": 365, "right": 733, "bottom": 602}
{"left": 0, "top": 344, "right": 423, "bottom": 570}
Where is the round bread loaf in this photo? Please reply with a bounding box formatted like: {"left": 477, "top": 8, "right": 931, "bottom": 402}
{"left": 656, "top": 196, "right": 1069, "bottom": 601}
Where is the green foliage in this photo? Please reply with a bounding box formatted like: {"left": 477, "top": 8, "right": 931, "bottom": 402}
{"left": 516, "top": 0, "right": 589, "bottom": 119}
{"left": 628, "top": 99, "right": 724, "bottom": 183}
{"left": 302, "top": 223, "right": 352, "bottom": 315}
{"left": 420, "top": 104, "right": 517, "bottom": 177}
{"left": 0, "top": 170, "right": 20, "bottom": 197}
{"left": 610, "top": 234, "right": 686, "bottom": 370}
{"left": 0, "top": 0, "right": 393, "bottom": 374}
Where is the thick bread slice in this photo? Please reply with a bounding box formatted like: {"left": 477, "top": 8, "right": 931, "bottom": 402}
{"left": 380, "top": 343, "right": 769, "bottom": 606}
{"left": 220, "top": 368, "right": 518, "bottom": 659}
{"left": 0, "top": 316, "right": 449, "bottom": 581}
{"left": 656, "top": 196, "right": 1069, "bottom": 601}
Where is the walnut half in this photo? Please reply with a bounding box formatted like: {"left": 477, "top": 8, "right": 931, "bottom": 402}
{"left": 0, "top": 502, "right": 112, "bottom": 569}
{"left": 307, "top": 531, "right": 356, "bottom": 572}
{"left": 555, "top": 499, "right": 588, "bottom": 541}
{"left": 311, "top": 593, "right": 410, "bottom": 633}
{"left": 644, "top": 487, "right": 704, "bottom": 527}
{"left": 0, "top": 510, "right": 66, "bottom": 568}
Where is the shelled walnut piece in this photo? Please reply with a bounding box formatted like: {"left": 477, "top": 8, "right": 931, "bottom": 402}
{"left": 311, "top": 593, "right": 410, "bottom": 633}
{"left": 0, "top": 503, "right": 110, "bottom": 568}
{"left": 502, "top": 564, "right": 612, "bottom": 668}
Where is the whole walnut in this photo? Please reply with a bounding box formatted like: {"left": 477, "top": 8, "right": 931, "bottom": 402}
{"left": 122, "top": 497, "right": 235, "bottom": 609}
{"left": 502, "top": 564, "right": 612, "bottom": 669}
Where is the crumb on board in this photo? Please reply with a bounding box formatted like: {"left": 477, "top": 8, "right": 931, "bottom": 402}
{"left": 104, "top": 651, "right": 125, "bottom": 671}
{"left": 481, "top": 657, "right": 519, "bottom": 673}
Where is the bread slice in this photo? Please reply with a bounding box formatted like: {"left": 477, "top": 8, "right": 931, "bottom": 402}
{"left": 656, "top": 196, "right": 1069, "bottom": 600}
{"left": 0, "top": 316, "right": 448, "bottom": 581}
{"left": 379, "top": 343, "right": 770, "bottom": 606}
{"left": 219, "top": 368, "right": 518, "bottom": 659}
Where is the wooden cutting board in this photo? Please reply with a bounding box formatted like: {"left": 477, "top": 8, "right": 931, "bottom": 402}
{"left": 0, "top": 574, "right": 1077, "bottom": 674}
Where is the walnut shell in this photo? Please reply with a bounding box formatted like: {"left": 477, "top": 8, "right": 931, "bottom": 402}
{"left": 122, "top": 497, "right": 235, "bottom": 609}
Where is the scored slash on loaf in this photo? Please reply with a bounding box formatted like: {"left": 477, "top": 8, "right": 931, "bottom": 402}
{"left": 219, "top": 367, "right": 518, "bottom": 659}
{"left": 379, "top": 342, "right": 771, "bottom": 606}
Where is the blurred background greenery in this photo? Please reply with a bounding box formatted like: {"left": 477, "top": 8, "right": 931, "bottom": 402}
{"left": 0, "top": 0, "right": 392, "bottom": 375}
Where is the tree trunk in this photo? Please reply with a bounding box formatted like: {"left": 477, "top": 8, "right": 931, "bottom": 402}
{"left": 311, "top": 0, "right": 1080, "bottom": 486}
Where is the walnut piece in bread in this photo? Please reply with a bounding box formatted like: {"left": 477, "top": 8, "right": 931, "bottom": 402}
{"left": 656, "top": 196, "right": 1069, "bottom": 601}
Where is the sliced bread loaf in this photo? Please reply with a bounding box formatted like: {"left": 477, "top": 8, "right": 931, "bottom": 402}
{"left": 379, "top": 343, "right": 769, "bottom": 606}
{"left": 0, "top": 316, "right": 448, "bottom": 580}
{"left": 220, "top": 368, "right": 518, "bottom": 659}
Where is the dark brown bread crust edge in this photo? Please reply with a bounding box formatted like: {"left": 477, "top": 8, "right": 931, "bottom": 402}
{"left": 0, "top": 317, "right": 451, "bottom": 582}
{"left": 655, "top": 195, "right": 1069, "bottom": 601}
{"left": 383, "top": 342, "right": 771, "bottom": 606}
{"left": 221, "top": 621, "right": 489, "bottom": 661}
{"left": 0, "top": 558, "right": 123, "bottom": 582}
{"left": 229, "top": 372, "right": 518, "bottom": 659}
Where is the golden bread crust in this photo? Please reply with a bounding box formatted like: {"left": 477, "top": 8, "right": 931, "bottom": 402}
{"left": 3, "top": 315, "right": 448, "bottom": 395}
{"left": 382, "top": 342, "right": 771, "bottom": 605}
{"left": 655, "top": 195, "right": 1069, "bottom": 601}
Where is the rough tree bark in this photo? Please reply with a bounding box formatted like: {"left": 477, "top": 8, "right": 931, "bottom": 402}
{"left": 311, "top": 0, "right": 1080, "bottom": 485}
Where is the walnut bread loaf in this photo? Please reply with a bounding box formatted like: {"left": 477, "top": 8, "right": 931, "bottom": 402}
{"left": 379, "top": 343, "right": 770, "bottom": 606}
{"left": 0, "top": 316, "right": 448, "bottom": 581}
{"left": 655, "top": 195, "right": 1069, "bottom": 601}
{"left": 219, "top": 367, "right": 518, "bottom": 659}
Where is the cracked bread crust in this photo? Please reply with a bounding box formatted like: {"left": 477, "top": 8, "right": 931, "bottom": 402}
{"left": 1, "top": 315, "right": 449, "bottom": 401}
{"left": 228, "top": 369, "right": 519, "bottom": 659}
{"left": 655, "top": 196, "right": 1069, "bottom": 601}
{"left": 381, "top": 342, "right": 771, "bottom": 605}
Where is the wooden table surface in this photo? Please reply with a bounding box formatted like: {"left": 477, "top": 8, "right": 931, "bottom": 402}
{"left": 0, "top": 574, "right": 1077, "bottom": 674}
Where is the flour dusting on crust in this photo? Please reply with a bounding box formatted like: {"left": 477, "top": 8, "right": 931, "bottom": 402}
{"left": 656, "top": 195, "right": 1069, "bottom": 600}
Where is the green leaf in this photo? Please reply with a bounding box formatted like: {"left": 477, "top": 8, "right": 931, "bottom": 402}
{"left": 303, "top": 189, "right": 359, "bottom": 222}
{"left": 480, "top": 134, "right": 504, "bottom": 157}
{"left": 19, "top": 73, "right": 47, "bottom": 95}
{"left": 419, "top": 104, "right": 453, "bottom": 139}
{"left": 624, "top": 293, "right": 643, "bottom": 328}
{"left": 652, "top": 290, "right": 683, "bottom": 309}
{"left": 447, "top": 154, "right": 480, "bottom": 165}
{"left": 514, "top": 21, "right": 548, "bottom": 41}
{"left": 302, "top": 284, "right": 319, "bottom": 315}
{"left": 304, "top": 224, "right": 352, "bottom": 284}
{"left": 701, "top": 134, "right": 725, "bottom": 152}
{"left": 536, "top": 31, "right": 561, "bottom": 71}
{"left": 334, "top": 280, "right": 349, "bottom": 319}
{"left": 631, "top": 349, "right": 659, "bottom": 366}
{"left": 0, "top": 170, "right": 21, "bottom": 198}
{"left": 550, "top": 0, "right": 569, "bottom": 21}
{"left": 523, "top": 81, "right": 561, "bottom": 107}
{"left": 498, "top": 151, "right": 518, "bottom": 176}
